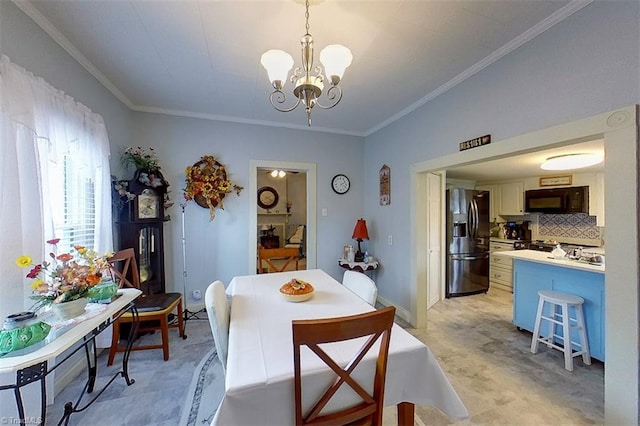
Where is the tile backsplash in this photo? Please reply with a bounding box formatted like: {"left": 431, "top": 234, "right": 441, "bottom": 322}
{"left": 538, "top": 213, "right": 600, "bottom": 240}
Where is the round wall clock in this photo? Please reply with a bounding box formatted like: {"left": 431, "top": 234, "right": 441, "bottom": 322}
{"left": 331, "top": 174, "right": 350, "bottom": 194}
{"left": 257, "top": 186, "right": 279, "bottom": 209}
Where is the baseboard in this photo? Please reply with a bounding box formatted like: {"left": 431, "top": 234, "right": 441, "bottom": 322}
{"left": 376, "top": 295, "right": 411, "bottom": 324}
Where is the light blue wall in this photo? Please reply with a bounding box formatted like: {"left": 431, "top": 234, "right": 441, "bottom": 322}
{"left": 129, "top": 113, "right": 364, "bottom": 297}
{"left": 364, "top": 1, "right": 640, "bottom": 308}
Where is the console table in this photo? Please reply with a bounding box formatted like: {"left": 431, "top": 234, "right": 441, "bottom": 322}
{"left": 0, "top": 288, "right": 141, "bottom": 425}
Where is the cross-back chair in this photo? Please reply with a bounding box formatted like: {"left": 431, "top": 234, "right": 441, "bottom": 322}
{"left": 107, "top": 248, "right": 185, "bottom": 365}
{"left": 292, "top": 306, "right": 396, "bottom": 426}
{"left": 258, "top": 246, "right": 300, "bottom": 273}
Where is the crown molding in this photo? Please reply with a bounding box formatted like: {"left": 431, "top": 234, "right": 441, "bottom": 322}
{"left": 364, "top": 0, "right": 594, "bottom": 137}
{"left": 13, "top": 0, "right": 134, "bottom": 109}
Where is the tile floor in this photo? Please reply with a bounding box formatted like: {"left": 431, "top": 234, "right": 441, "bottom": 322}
{"left": 48, "top": 287, "right": 604, "bottom": 425}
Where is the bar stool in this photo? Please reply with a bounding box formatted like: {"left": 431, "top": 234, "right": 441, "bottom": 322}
{"left": 530, "top": 290, "right": 591, "bottom": 371}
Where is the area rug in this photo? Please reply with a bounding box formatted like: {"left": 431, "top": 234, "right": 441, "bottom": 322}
{"left": 179, "top": 347, "right": 226, "bottom": 426}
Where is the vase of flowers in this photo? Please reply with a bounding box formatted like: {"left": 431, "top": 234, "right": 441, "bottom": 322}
{"left": 16, "top": 239, "right": 114, "bottom": 320}
{"left": 184, "top": 155, "right": 243, "bottom": 221}
{"left": 51, "top": 298, "right": 88, "bottom": 320}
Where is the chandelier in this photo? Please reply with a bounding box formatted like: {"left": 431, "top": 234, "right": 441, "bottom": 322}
{"left": 260, "top": 0, "right": 352, "bottom": 126}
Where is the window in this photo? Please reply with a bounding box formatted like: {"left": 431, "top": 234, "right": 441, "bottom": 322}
{"left": 48, "top": 155, "right": 96, "bottom": 253}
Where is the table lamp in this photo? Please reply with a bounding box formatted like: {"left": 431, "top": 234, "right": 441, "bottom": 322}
{"left": 352, "top": 218, "right": 369, "bottom": 262}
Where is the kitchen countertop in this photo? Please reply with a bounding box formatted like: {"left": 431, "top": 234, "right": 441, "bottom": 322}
{"left": 493, "top": 249, "right": 605, "bottom": 274}
{"left": 490, "top": 238, "right": 516, "bottom": 244}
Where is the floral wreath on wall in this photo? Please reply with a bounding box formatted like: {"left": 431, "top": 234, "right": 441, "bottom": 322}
{"left": 184, "top": 155, "right": 243, "bottom": 221}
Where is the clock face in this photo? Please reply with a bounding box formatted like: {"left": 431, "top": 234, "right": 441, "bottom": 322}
{"left": 331, "top": 174, "right": 350, "bottom": 194}
{"left": 257, "top": 186, "right": 279, "bottom": 209}
{"left": 137, "top": 190, "right": 160, "bottom": 219}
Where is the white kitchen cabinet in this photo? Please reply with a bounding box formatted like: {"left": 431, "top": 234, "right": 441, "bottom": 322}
{"left": 498, "top": 181, "right": 524, "bottom": 216}
{"left": 475, "top": 184, "right": 500, "bottom": 222}
{"left": 489, "top": 240, "right": 514, "bottom": 292}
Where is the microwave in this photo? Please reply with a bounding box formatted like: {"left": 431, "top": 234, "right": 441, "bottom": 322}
{"left": 524, "top": 186, "right": 589, "bottom": 214}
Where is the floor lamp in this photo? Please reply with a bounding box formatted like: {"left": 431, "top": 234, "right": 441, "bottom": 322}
{"left": 180, "top": 202, "right": 202, "bottom": 324}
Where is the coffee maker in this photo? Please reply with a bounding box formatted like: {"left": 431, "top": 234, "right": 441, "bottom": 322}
{"left": 503, "top": 221, "right": 531, "bottom": 240}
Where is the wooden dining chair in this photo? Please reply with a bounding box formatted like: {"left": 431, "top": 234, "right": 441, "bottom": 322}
{"left": 342, "top": 270, "right": 378, "bottom": 306}
{"left": 292, "top": 306, "right": 396, "bottom": 426}
{"left": 258, "top": 246, "right": 300, "bottom": 273}
{"left": 205, "top": 280, "right": 230, "bottom": 373}
{"left": 106, "top": 248, "right": 185, "bottom": 365}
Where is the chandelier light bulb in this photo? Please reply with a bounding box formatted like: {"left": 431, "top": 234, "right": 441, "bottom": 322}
{"left": 540, "top": 153, "right": 603, "bottom": 170}
{"left": 261, "top": 50, "right": 294, "bottom": 88}
{"left": 320, "top": 44, "right": 353, "bottom": 84}
{"left": 270, "top": 170, "right": 287, "bottom": 178}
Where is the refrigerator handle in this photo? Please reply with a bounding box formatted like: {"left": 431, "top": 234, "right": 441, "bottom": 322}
{"left": 467, "top": 201, "right": 473, "bottom": 239}
{"left": 468, "top": 200, "right": 477, "bottom": 240}
{"left": 473, "top": 199, "right": 480, "bottom": 239}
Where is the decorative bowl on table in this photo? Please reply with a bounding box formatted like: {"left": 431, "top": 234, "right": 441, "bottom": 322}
{"left": 279, "top": 278, "right": 314, "bottom": 302}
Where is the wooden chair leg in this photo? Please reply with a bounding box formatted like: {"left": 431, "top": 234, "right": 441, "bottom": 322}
{"left": 107, "top": 320, "right": 120, "bottom": 366}
{"left": 160, "top": 315, "right": 170, "bottom": 361}
{"left": 397, "top": 402, "right": 415, "bottom": 426}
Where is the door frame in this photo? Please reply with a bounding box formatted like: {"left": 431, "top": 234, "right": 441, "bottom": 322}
{"left": 248, "top": 160, "right": 317, "bottom": 274}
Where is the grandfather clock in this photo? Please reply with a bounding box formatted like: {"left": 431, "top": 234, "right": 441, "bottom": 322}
{"left": 116, "top": 170, "right": 168, "bottom": 295}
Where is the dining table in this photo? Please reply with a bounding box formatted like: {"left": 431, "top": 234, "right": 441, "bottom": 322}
{"left": 212, "top": 269, "right": 468, "bottom": 425}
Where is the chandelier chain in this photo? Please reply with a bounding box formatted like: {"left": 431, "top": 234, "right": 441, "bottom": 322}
{"left": 305, "top": 0, "right": 310, "bottom": 34}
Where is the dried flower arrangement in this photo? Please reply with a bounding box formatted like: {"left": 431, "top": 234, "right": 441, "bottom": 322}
{"left": 183, "top": 155, "right": 243, "bottom": 221}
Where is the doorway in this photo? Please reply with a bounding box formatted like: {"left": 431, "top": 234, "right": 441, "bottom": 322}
{"left": 248, "top": 160, "right": 317, "bottom": 274}
{"left": 410, "top": 105, "right": 639, "bottom": 423}
{"left": 257, "top": 167, "right": 307, "bottom": 272}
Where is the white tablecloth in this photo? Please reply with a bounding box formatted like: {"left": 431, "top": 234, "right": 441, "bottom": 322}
{"left": 212, "top": 269, "right": 467, "bottom": 425}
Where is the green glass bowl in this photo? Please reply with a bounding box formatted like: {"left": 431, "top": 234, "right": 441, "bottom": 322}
{"left": 88, "top": 282, "right": 119, "bottom": 303}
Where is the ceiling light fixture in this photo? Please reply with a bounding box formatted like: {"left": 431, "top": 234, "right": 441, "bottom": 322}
{"left": 260, "top": 0, "right": 352, "bottom": 126}
{"left": 271, "top": 170, "right": 287, "bottom": 178}
{"left": 540, "top": 153, "right": 604, "bottom": 171}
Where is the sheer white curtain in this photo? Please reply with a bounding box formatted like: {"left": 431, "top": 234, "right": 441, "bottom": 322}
{"left": 0, "top": 55, "right": 113, "bottom": 319}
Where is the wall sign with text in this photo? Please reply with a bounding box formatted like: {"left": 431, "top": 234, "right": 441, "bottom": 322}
{"left": 459, "top": 134, "right": 491, "bottom": 151}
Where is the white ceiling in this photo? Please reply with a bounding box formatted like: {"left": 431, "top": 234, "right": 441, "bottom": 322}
{"left": 18, "top": 0, "right": 590, "bottom": 137}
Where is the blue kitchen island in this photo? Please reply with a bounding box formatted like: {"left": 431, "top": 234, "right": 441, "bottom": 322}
{"left": 493, "top": 250, "right": 605, "bottom": 361}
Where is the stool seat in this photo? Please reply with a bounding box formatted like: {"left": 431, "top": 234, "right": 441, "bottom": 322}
{"left": 538, "top": 290, "right": 584, "bottom": 305}
{"left": 531, "top": 290, "right": 591, "bottom": 371}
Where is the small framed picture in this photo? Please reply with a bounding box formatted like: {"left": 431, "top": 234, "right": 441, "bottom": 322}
{"left": 343, "top": 246, "right": 352, "bottom": 261}
{"left": 539, "top": 175, "right": 572, "bottom": 187}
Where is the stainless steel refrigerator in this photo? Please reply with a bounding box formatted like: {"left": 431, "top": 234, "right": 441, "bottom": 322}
{"left": 445, "top": 189, "right": 490, "bottom": 297}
